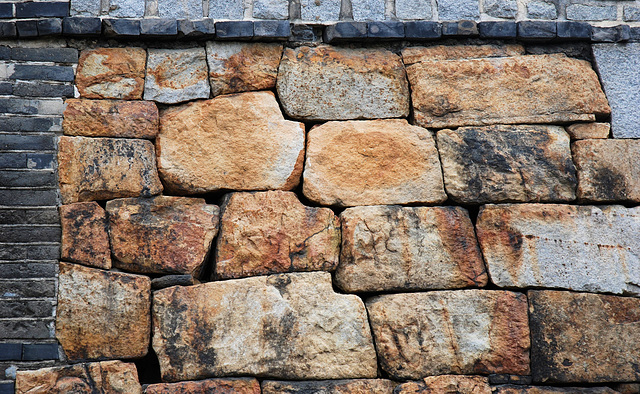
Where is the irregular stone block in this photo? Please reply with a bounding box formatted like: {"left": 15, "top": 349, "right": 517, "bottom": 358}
{"left": 215, "top": 191, "right": 340, "bottom": 280}
{"left": 336, "top": 205, "right": 487, "bottom": 292}
{"left": 56, "top": 262, "right": 151, "bottom": 361}
{"left": 573, "top": 139, "right": 640, "bottom": 203}
{"left": 106, "top": 196, "right": 219, "bottom": 276}
{"left": 301, "top": 0, "right": 340, "bottom": 21}
{"left": 178, "top": 19, "right": 215, "bottom": 38}
{"left": 402, "top": 44, "right": 524, "bottom": 65}
{"left": 144, "top": 48, "right": 210, "bottom": 104}
{"left": 592, "top": 43, "right": 640, "bottom": 138}
{"left": 156, "top": 91, "right": 304, "bottom": 194}
{"left": 565, "top": 122, "right": 609, "bottom": 139}
{"left": 303, "top": 119, "right": 446, "bottom": 207}
{"left": 437, "top": 125, "right": 576, "bottom": 203}
{"left": 76, "top": 47, "right": 146, "bottom": 100}
{"left": 58, "top": 136, "right": 163, "bottom": 204}
{"left": 103, "top": 19, "right": 141, "bottom": 37}
{"left": 206, "top": 42, "right": 282, "bottom": 97}
{"left": 493, "top": 386, "right": 618, "bottom": 394}
{"left": 145, "top": 378, "right": 260, "bottom": 394}
{"left": 396, "top": 0, "right": 432, "bottom": 20}
{"left": 367, "top": 290, "right": 530, "bottom": 380}
{"left": 395, "top": 375, "right": 491, "bottom": 393}
{"left": 478, "top": 21, "right": 517, "bottom": 38}
{"left": 484, "top": 0, "right": 517, "bottom": 19}
{"left": 529, "top": 290, "right": 640, "bottom": 383}
{"left": 60, "top": 202, "right": 111, "bottom": 269}
{"left": 591, "top": 25, "right": 631, "bottom": 43}
{"left": 277, "top": 45, "right": 409, "bottom": 121}
{"left": 262, "top": 379, "right": 395, "bottom": 393}
{"left": 438, "top": 0, "right": 479, "bottom": 20}
{"left": 476, "top": 204, "right": 640, "bottom": 296}
{"left": 63, "top": 99, "right": 159, "bottom": 139}
{"left": 15, "top": 361, "right": 141, "bottom": 394}
{"left": 408, "top": 54, "right": 610, "bottom": 128}
{"left": 152, "top": 271, "right": 377, "bottom": 382}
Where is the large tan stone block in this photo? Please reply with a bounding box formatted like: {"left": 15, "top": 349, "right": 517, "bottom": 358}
{"left": 60, "top": 201, "right": 111, "bottom": 269}
{"left": 76, "top": 47, "right": 146, "bottom": 100}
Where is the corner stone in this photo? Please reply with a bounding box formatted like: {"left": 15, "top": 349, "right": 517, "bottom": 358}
{"left": 144, "top": 48, "right": 210, "bottom": 104}
{"left": 60, "top": 201, "right": 111, "bottom": 269}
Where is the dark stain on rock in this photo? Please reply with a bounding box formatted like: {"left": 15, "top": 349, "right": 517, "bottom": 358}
{"left": 589, "top": 167, "right": 628, "bottom": 201}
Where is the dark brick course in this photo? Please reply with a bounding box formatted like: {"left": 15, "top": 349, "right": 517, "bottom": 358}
{"left": 254, "top": 20, "right": 289, "bottom": 39}
{"left": 103, "top": 18, "right": 141, "bottom": 37}
{"left": 140, "top": 18, "right": 178, "bottom": 36}
{"left": 0, "top": 170, "right": 57, "bottom": 187}
{"left": 405, "top": 21, "right": 442, "bottom": 39}
{"left": 22, "top": 343, "right": 58, "bottom": 360}
{"left": 0, "top": 4, "right": 12, "bottom": 19}
{"left": 215, "top": 21, "right": 253, "bottom": 39}
{"left": 478, "top": 21, "right": 517, "bottom": 38}
{"left": 0, "top": 244, "right": 60, "bottom": 261}
{"left": 16, "top": 20, "right": 38, "bottom": 37}
{"left": 0, "top": 279, "right": 56, "bottom": 298}
{"left": 368, "top": 21, "right": 404, "bottom": 38}
{"left": 8, "top": 65, "right": 75, "bottom": 82}
{"left": 0, "top": 208, "right": 59, "bottom": 225}
{"left": 0, "top": 22, "right": 16, "bottom": 37}
{"left": 0, "top": 300, "right": 54, "bottom": 318}
{"left": 0, "top": 133, "right": 56, "bottom": 151}
{"left": 0, "top": 189, "right": 58, "bottom": 206}
{"left": 37, "top": 18, "right": 63, "bottom": 36}
{"left": 0, "top": 263, "right": 57, "bottom": 278}
{"left": 178, "top": 18, "right": 215, "bottom": 38}
{"left": 12, "top": 82, "right": 74, "bottom": 98}
{"left": 0, "top": 225, "right": 61, "bottom": 243}
{"left": 15, "top": 2, "right": 68, "bottom": 18}
{"left": 0, "top": 319, "right": 53, "bottom": 339}
{"left": 62, "top": 17, "right": 101, "bottom": 35}
{"left": 0, "top": 116, "right": 62, "bottom": 132}
{"left": 10, "top": 47, "right": 77, "bottom": 63}
{"left": 323, "top": 22, "right": 366, "bottom": 42}
{"left": 0, "top": 343, "right": 21, "bottom": 360}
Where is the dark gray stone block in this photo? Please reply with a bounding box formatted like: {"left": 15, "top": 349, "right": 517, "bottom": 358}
{"left": 0, "top": 382, "right": 14, "bottom": 394}
{"left": 8, "top": 65, "right": 74, "bottom": 81}
{"left": 0, "top": 280, "right": 56, "bottom": 298}
{"left": 178, "top": 18, "right": 215, "bottom": 38}
{"left": 0, "top": 22, "right": 16, "bottom": 38}
{"left": 405, "top": 21, "right": 442, "bottom": 39}
{"left": 22, "top": 343, "right": 59, "bottom": 361}
{"left": 12, "top": 82, "right": 74, "bottom": 98}
{"left": 26, "top": 153, "right": 55, "bottom": 170}
{"left": 254, "top": 20, "right": 289, "bottom": 39}
{"left": 10, "top": 47, "right": 77, "bottom": 63}
{"left": 15, "top": 2, "right": 68, "bottom": 18}
{"left": 140, "top": 18, "right": 178, "bottom": 36}
{"left": 0, "top": 134, "right": 56, "bottom": 150}
{"left": 0, "top": 189, "right": 58, "bottom": 206}
{"left": 215, "top": 21, "right": 253, "bottom": 39}
{"left": 0, "top": 46, "right": 8, "bottom": 59}
{"left": 0, "top": 170, "right": 57, "bottom": 187}
{"left": 368, "top": 21, "right": 404, "bottom": 39}
{"left": 0, "top": 343, "right": 21, "bottom": 360}
{"left": 0, "top": 153, "right": 26, "bottom": 168}
{"left": 0, "top": 4, "right": 12, "bottom": 19}
{"left": 0, "top": 244, "right": 60, "bottom": 260}
{"left": 62, "top": 17, "right": 101, "bottom": 35}
{"left": 16, "top": 20, "right": 38, "bottom": 38}
{"left": 0, "top": 225, "right": 60, "bottom": 243}
{"left": 0, "top": 208, "right": 59, "bottom": 225}
{"left": 478, "top": 21, "right": 517, "bottom": 38}
{"left": 0, "top": 98, "right": 37, "bottom": 115}
{"left": 323, "top": 21, "right": 367, "bottom": 42}
{"left": 517, "top": 21, "right": 556, "bottom": 39}
{"left": 0, "top": 319, "right": 53, "bottom": 339}
{"left": 37, "top": 18, "right": 63, "bottom": 36}
{"left": 631, "top": 27, "right": 640, "bottom": 41}
{"left": 290, "top": 23, "right": 322, "bottom": 42}
{"left": 0, "top": 263, "right": 57, "bottom": 278}
{"left": 0, "top": 300, "right": 55, "bottom": 318}
{"left": 103, "top": 18, "right": 140, "bottom": 37}
{"left": 591, "top": 25, "right": 631, "bottom": 42}
{"left": 0, "top": 82, "right": 11, "bottom": 95}
{"left": 0, "top": 116, "right": 61, "bottom": 132}
{"left": 556, "top": 21, "right": 591, "bottom": 39}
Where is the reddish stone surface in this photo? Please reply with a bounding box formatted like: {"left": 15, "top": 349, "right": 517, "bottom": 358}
{"left": 145, "top": 378, "right": 260, "bottom": 394}
{"left": 76, "top": 47, "right": 147, "bottom": 100}
{"left": 60, "top": 201, "right": 111, "bottom": 269}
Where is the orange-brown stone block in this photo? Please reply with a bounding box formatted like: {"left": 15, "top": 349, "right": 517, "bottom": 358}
{"left": 394, "top": 375, "right": 491, "bottom": 394}
{"left": 401, "top": 44, "right": 525, "bottom": 64}
{"left": 565, "top": 122, "right": 610, "bottom": 139}
{"left": 60, "top": 201, "right": 111, "bottom": 269}
{"left": 145, "top": 378, "right": 260, "bottom": 394}
{"left": 262, "top": 379, "right": 396, "bottom": 394}
{"left": 76, "top": 47, "right": 146, "bottom": 100}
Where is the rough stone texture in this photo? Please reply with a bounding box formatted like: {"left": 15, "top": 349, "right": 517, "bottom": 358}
{"left": 152, "top": 271, "right": 377, "bottom": 382}
{"left": 529, "top": 290, "right": 640, "bottom": 383}
{"left": 592, "top": 43, "right": 640, "bottom": 138}
{"left": 407, "top": 54, "right": 610, "bottom": 129}
{"left": 151, "top": 275, "right": 200, "bottom": 290}
{"left": 402, "top": 44, "right": 524, "bottom": 65}
{"left": 109, "top": 0, "right": 144, "bottom": 17}
{"left": 484, "top": 0, "right": 518, "bottom": 19}
{"left": 144, "top": 48, "right": 210, "bottom": 104}
{"left": 156, "top": 91, "right": 304, "bottom": 194}
{"left": 209, "top": 0, "right": 244, "bottom": 19}
{"left": 56, "top": 262, "right": 151, "bottom": 361}
{"left": 215, "top": 191, "right": 340, "bottom": 280}
{"left": 63, "top": 99, "right": 159, "bottom": 139}
{"left": 145, "top": 378, "right": 260, "bottom": 394}
{"left": 566, "top": 4, "right": 616, "bottom": 21}
{"left": 527, "top": 2, "right": 557, "bottom": 20}
{"left": 60, "top": 202, "right": 111, "bottom": 269}
{"left": 438, "top": 0, "right": 479, "bottom": 20}
{"left": 352, "top": 0, "right": 385, "bottom": 21}
{"left": 336, "top": 205, "right": 487, "bottom": 292}
{"left": 624, "top": 6, "right": 640, "bottom": 21}
{"left": 71, "top": 0, "right": 100, "bottom": 16}
{"left": 303, "top": 119, "right": 446, "bottom": 207}
{"left": 206, "top": 42, "right": 283, "bottom": 97}
{"left": 277, "top": 46, "right": 409, "bottom": 121}
{"left": 573, "top": 139, "right": 640, "bottom": 203}
{"left": 58, "top": 136, "right": 163, "bottom": 204}
{"left": 158, "top": 0, "right": 202, "bottom": 19}
{"left": 106, "top": 196, "right": 219, "bottom": 276}
{"left": 253, "top": 0, "right": 288, "bottom": 19}
{"left": 565, "top": 122, "right": 609, "bottom": 139}
{"left": 396, "top": 0, "right": 432, "bottom": 20}
{"left": 493, "top": 386, "right": 618, "bottom": 394}
{"left": 476, "top": 204, "right": 640, "bottom": 296}
{"left": 300, "top": 0, "right": 340, "bottom": 21}
{"left": 76, "top": 47, "right": 147, "bottom": 100}
{"left": 367, "top": 290, "right": 530, "bottom": 380}
{"left": 437, "top": 125, "right": 577, "bottom": 204}
{"left": 395, "top": 376, "right": 491, "bottom": 394}
{"left": 15, "top": 361, "right": 141, "bottom": 394}
{"left": 262, "top": 380, "right": 395, "bottom": 394}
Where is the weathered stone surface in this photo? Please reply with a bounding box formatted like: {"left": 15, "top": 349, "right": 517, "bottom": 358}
{"left": 573, "top": 139, "right": 640, "bottom": 203}
{"left": 209, "top": 0, "right": 243, "bottom": 19}
{"left": 438, "top": 0, "right": 479, "bottom": 20}
{"left": 407, "top": 54, "right": 610, "bottom": 128}
{"left": 253, "top": 0, "right": 288, "bottom": 19}
{"left": 366, "top": 290, "right": 530, "bottom": 380}
{"left": 303, "top": 119, "right": 446, "bottom": 207}
{"left": 158, "top": 0, "right": 201, "bottom": 19}
{"left": 277, "top": 46, "right": 410, "bottom": 121}
{"left": 352, "top": 0, "right": 385, "bottom": 21}
{"left": 106, "top": 196, "right": 219, "bottom": 276}
{"left": 262, "top": 379, "right": 395, "bottom": 394}
{"left": 157, "top": 91, "right": 304, "bottom": 194}
{"left": 529, "top": 290, "right": 640, "bottom": 383}
{"left": 58, "top": 136, "right": 163, "bottom": 204}
{"left": 145, "top": 378, "right": 260, "bottom": 394}
{"left": 300, "top": 0, "right": 340, "bottom": 21}
{"left": 527, "top": 2, "right": 557, "bottom": 20}
{"left": 402, "top": 44, "right": 524, "bottom": 65}
{"left": 336, "top": 205, "right": 486, "bottom": 292}
{"left": 592, "top": 43, "right": 640, "bottom": 138}
{"left": 215, "top": 191, "right": 339, "bottom": 280}
{"left": 152, "top": 271, "right": 377, "bottom": 382}
{"left": 151, "top": 274, "right": 200, "bottom": 290}
{"left": 56, "top": 262, "right": 151, "bottom": 361}
{"left": 395, "top": 376, "right": 491, "bottom": 394}
{"left": 63, "top": 99, "right": 159, "bottom": 139}
{"left": 566, "top": 4, "right": 616, "bottom": 21}
{"left": 493, "top": 386, "right": 618, "bottom": 394}
{"left": 484, "top": 0, "right": 518, "bottom": 19}
{"left": 476, "top": 204, "right": 640, "bottom": 296}
{"left": 15, "top": 361, "right": 141, "bottom": 394}
{"left": 206, "top": 42, "right": 282, "bottom": 97}
{"left": 60, "top": 202, "right": 111, "bottom": 269}
{"left": 396, "top": 0, "right": 432, "bottom": 20}
{"left": 76, "top": 47, "right": 146, "bottom": 100}
{"left": 437, "top": 125, "right": 576, "bottom": 204}
{"left": 144, "top": 48, "right": 210, "bottom": 104}
{"left": 565, "top": 122, "right": 609, "bottom": 139}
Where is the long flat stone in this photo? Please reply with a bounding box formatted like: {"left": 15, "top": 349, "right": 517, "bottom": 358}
{"left": 152, "top": 271, "right": 377, "bottom": 382}
{"left": 336, "top": 205, "right": 487, "bottom": 292}
{"left": 407, "top": 54, "right": 610, "bottom": 128}
{"left": 437, "top": 125, "right": 576, "bottom": 203}
{"left": 401, "top": 44, "right": 524, "bottom": 65}
{"left": 262, "top": 380, "right": 395, "bottom": 393}
{"left": 493, "top": 386, "right": 618, "bottom": 394}
{"left": 366, "top": 290, "right": 530, "bottom": 380}
{"left": 145, "top": 378, "right": 260, "bottom": 394}
{"left": 395, "top": 376, "right": 491, "bottom": 394}
{"left": 476, "top": 204, "right": 640, "bottom": 296}
{"left": 277, "top": 45, "right": 409, "bottom": 121}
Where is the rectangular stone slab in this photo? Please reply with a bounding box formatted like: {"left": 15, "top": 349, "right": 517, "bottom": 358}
{"left": 529, "top": 290, "right": 640, "bottom": 383}
{"left": 262, "top": 380, "right": 395, "bottom": 394}
{"left": 407, "top": 54, "right": 610, "bottom": 129}
{"left": 476, "top": 204, "right": 640, "bottom": 296}
{"left": 152, "top": 271, "right": 377, "bottom": 382}
{"left": 366, "top": 290, "right": 530, "bottom": 380}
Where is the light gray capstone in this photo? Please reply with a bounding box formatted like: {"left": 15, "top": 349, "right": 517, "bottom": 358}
{"left": 437, "top": 0, "right": 479, "bottom": 20}
{"left": 300, "top": 0, "right": 341, "bottom": 21}
{"left": 396, "top": 0, "right": 432, "bottom": 20}
{"left": 624, "top": 6, "right": 640, "bottom": 21}
{"left": 352, "top": 0, "right": 385, "bottom": 21}
{"left": 158, "top": 0, "right": 202, "bottom": 19}
{"left": 253, "top": 0, "right": 289, "bottom": 19}
{"left": 566, "top": 4, "right": 616, "bottom": 21}
{"left": 209, "top": 0, "right": 244, "bottom": 19}
{"left": 527, "top": 1, "right": 557, "bottom": 20}
{"left": 144, "top": 48, "right": 210, "bottom": 104}
{"left": 483, "top": 0, "right": 517, "bottom": 19}
{"left": 70, "top": 0, "right": 100, "bottom": 16}
{"left": 109, "top": 0, "right": 144, "bottom": 18}
{"left": 592, "top": 43, "right": 640, "bottom": 138}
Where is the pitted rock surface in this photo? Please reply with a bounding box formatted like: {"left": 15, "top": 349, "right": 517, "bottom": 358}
{"left": 215, "top": 191, "right": 340, "bottom": 279}
{"left": 476, "top": 204, "right": 640, "bottom": 296}
{"left": 144, "top": 48, "right": 210, "bottom": 104}
{"left": 76, "top": 47, "right": 147, "bottom": 100}
{"left": 145, "top": 378, "right": 260, "bottom": 393}
{"left": 60, "top": 201, "right": 111, "bottom": 269}
{"left": 336, "top": 205, "right": 487, "bottom": 292}
{"left": 394, "top": 375, "right": 491, "bottom": 394}
{"left": 401, "top": 44, "right": 524, "bottom": 64}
